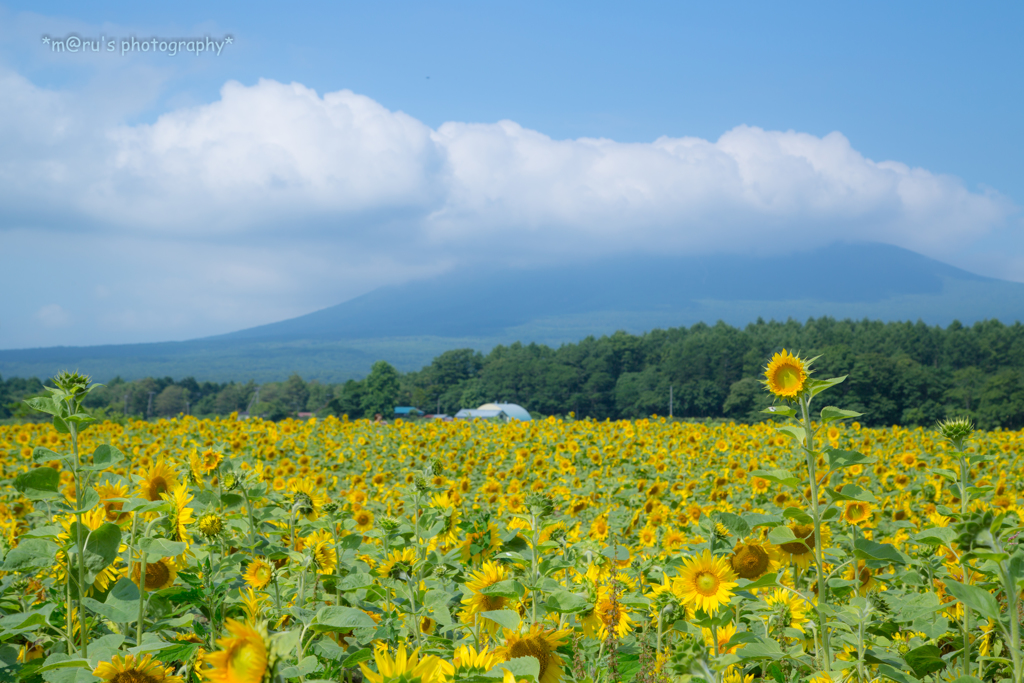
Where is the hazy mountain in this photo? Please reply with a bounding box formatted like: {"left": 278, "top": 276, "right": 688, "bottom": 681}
{"left": 3, "top": 242, "right": 1022, "bottom": 383}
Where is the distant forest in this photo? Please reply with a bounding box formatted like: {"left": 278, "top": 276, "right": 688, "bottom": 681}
{"left": 2, "top": 317, "right": 1023, "bottom": 429}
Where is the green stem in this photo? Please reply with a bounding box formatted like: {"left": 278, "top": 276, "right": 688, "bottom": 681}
{"left": 531, "top": 512, "right": 540, "bottom": 624}
{"left": 800, "top": 395, "right": 830, "bottom": 672}
{"left": 137, "top": 550, "right": 147, "bottom": 645}
{"left": 69, "top": 422, "right": 89, "bottom": 659}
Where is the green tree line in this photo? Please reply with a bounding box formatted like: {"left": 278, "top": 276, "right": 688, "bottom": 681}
{"left": 3, "top": 317, "right": 1023, "bottom": 428}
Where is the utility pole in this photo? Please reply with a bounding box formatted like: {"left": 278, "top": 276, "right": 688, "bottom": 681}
{"left": 669, "top": 385, "right": 673, "bottom": 418}
{"left": 146, "top": 391, "right": 155, "bottom": 419}
{"left": 123, "top": 390, "right": 130, "bottom": 416}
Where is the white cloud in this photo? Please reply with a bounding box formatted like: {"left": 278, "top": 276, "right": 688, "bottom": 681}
{"left": 32, "top": 304, "right": 71, "bottom": 328}
{"left": 0, "top": 72, "right": 1019, "bottom": 348}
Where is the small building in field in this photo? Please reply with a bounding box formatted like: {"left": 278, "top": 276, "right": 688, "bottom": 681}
{"left": 394, "top": 406, "right": 424, "bottom": 418}
{"left": 455, "top": 408, "right": 508, "bottom": 421}
{"left": 477, "top": 402, "right": 532, "bottom": 421}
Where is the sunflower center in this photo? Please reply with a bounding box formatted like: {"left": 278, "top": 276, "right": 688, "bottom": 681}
{"left": 731, "top": 545, "right": 770, "bottom": 579}
{"left": 227, "top": 639, "right": 264, "bottom": 683}
{"left": 145, "top": 561, "right": 171, "bottom": 590}
{"left": 695, "top": 571, "right": 719, "bottom": 596}
{"left": 110, "top": 671, "right": 159, "bottom": 683}
{"left": 147, "top": 477, "right": 168, "bottom": 501}
{"left": 509, "top": 636, "right": 552, "bottom": 680}
{"left": 774, "top": 365, "right": 800, "bottom": 389}
{"left": 481, "top": 596, "right": 506, "bottom": 611}
{"left": 779, "top": 525, "right": 815, "bottom": 554}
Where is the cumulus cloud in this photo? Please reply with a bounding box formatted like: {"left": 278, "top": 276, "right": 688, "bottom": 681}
{"left": 0, "top": 72, "right": 1018, "bottom": 347}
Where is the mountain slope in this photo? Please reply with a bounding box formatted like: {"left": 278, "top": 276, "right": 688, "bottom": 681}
{"left": 2, "top": 242, "right": 1021, "bottom": 383}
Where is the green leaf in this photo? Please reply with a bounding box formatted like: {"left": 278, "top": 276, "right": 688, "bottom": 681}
{"left": 23, "top": 397, "right": 58, "bottom": 416}
{"left": 105, "top": 578, "right": 141, "bottom": 623}
{"left": 716, "top": 512, "right": 750, "bottom": 537}
{"left": 942, "top": 579, "right": 1000, "bottom": 621}
{"left": 64, "top": 488, "right": 100, "bottom": 515}
{"left": 949, "top": 677, "right": 985, "bottom": 683}
{"left": 768, "top": 526, "right": 801, "bottom": 547}
{"left": 342, "top": 649, "right": 373, "bottom": 667}
{"left": 761, "top": 406, "right": 797, "bottom": 418}
{"left": 738, "top": 573, "right": 779, "bottom": 591}
{"left": 544, "top": 591, "right": 589, "bottom": 614}
{"left": 336, "top": 573, "right": 374, "bottom": 591}
{"left": 903, "top": 644, "right": 945, "bottom": 678}
{"left": 339, "top": 534, "right": 362, "bottom": 549}
{"left": 824, "top": 447, "right": 877, "bottom": 469}
{"left": 808, "top": 375, "right": 847, "bottom": 397}
{"left": 826, "top": 484, "right": 876, "bottom": 503}
{"left": 313, "top": 606, "right": 377, "bottom": 631}
{"left": 82, "top": 597, "right": 134, "bottom": 624}
{"left": 137, "top": 537, "right": 186, "bottom": 560}
{"left": 913, "top": 527, "right": 956, "bottom": 546}
{"left": 820, "top": 406, "right": 862, "bottom": 422}
{"left": 82, "top": 445, "right": 125, "bottom": 471}
{"left": 782, "top": 507, "right": 813, "bottom": 525}
{"left": 777, "top": 425, "right": 806, "bottom": 446}
{"left": 52, "top": 416, "right": 71, "bottom": 434}
{"left": 480, "top": 609, "right": 520, "bottom": 631}
{"left": 878, "top": 664, "right": 921, "bottom": 683}
{"left": 853, "top": 538, "right": 907, "bottom": 566}
{"left": 750, "top": 469, "right": 802, "bottom": 489}
{"left": 736, "top": 637, "right": 784, "bottom": 660}
{"left": 479, "top": 580, "right": 519, "bottom": 599}
{"left": 32, "top": 447, "right": 70, "bottom": 465}
{"left": 484, "top": 656, "right": 539, "bottom": 681}
{"left": 74, "top": 523, "right": 122, "bottom": 582}
{"left": 2, "top": 539, "right": 57, "bottom": 571}
{"left": 14, "top": 468, "right": 60, "bottom": 497}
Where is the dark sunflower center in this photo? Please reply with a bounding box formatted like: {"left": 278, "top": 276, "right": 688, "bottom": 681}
{"left": 731, "top": 545, "right": 769, "bottom": 579}
{"left": 145, "top": 561, "right": 170, "bottom": 589}
{"left": 482, "top": 596, "right": 505, "bottom": 611}
{"left": 509, "top": 636, "right": 552, "bottom": 679}
{"left": 779, "top": 525, "right": 815, "bottom": 554}
{"left": 110, "top": 671, "right": 159, "bottom": 683}
{"left": 147, "top": 477, "right": 168, "bottom": 501}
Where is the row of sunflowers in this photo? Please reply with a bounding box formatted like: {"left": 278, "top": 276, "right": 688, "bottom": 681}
{"left": 0, "top": 353, "right": 1021, "bottom": 683}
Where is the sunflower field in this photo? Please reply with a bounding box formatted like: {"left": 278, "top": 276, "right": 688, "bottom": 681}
{"left": 0, "top": 356, "right": 1021, "bottom": 683}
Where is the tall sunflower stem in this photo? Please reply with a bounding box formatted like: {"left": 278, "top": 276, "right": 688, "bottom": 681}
{"left": 800, "top": 395, "right": 831, "bottom": 672}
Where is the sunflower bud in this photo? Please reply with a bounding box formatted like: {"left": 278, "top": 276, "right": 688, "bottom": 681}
{"left": 222, "top": 472, "right": 240, "bottom": 491}
{"left": 198, "top": 512, "right": 223, "bottom": 537}
{"left": 429, "top": 458, "right": 443, "bottom": 476}
{"left": 378, "top": 516, "right": 400, "bottom": 533}
{"left": 414, "top": 475, "right": 430, "bottom": 493}
{"left": 527, "top": 493, "right": 555, "bottom": 518}
{"left": 937, "top": 416, "right": 974, "bottom": 451}
{"left": 322, "top": 501, "right": 339, "bottom": 515}
{"left": 52, "top": 370, "right": 92, "bottom": 397}
{"left": 293, "top": 492, "right": 314, "bottom": 516}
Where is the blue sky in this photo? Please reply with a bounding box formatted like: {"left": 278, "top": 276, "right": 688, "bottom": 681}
{"left": 1, "top": 1, "right": 1022, "bottom": 348}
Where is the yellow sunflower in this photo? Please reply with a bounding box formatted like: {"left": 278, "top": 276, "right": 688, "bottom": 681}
{"left": 729, "top": 541, "right": 777, "bottom": 580}
{"left": 702, "top": 622, "right": 739, "bottom": 654}
{"left": 763, "top": 350, "right": 809, "bottom": 399}
{"left": 162, "top": 484, "right": 195, "bottom": 543}
{"left": 581, "top": 586, "right": 634, "bottom": 639}
{"left": 204, "top": 619, "right": 270, "bottom": 683}
{"left": 311, "top": 540, "right": 337, "bottom": 575}
{"left": 452, "top": 645, "right": 503, "bottom": 675}
{"left": 776, "top": 523, "right": 831, "bottom": 570}
{"left": 140, "top": 461, "right": 179, "bottom": 502}
{"left": 360, "top": 644, "right": 451, "bottom": 683}
{"left": 846, "top": 561, "right": 877, "bottom": 596}
{"left": 673, "top": 549, "right": 739, "bottom": 615}
{"left": 497, "top": 625, "right": 571, "bottom": 683}
{"left": 201, "top": 449, "right": 224, "bottom": 473}
{"left": 354, "top": 508, "right": 375, "bottom": 533}
{"left": 244, "top": 558, "right": 273, "bottom": 590}
{"left": 95, "top": 480, "right": 131, "bottom": 524}
{"left": 94, "top": 654, "right": 183, "bottom": 683}
{"left": 378, "top": 547, "right": 418, "bottom": 580}
{"left": 132, "top": 557, "right": 177, "bottom": 591}
{"left": 460, "top": 561, "right": 510, "bottom": 633}
{"left": 842, "top": 500, "right": 872, "bottom": 526}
